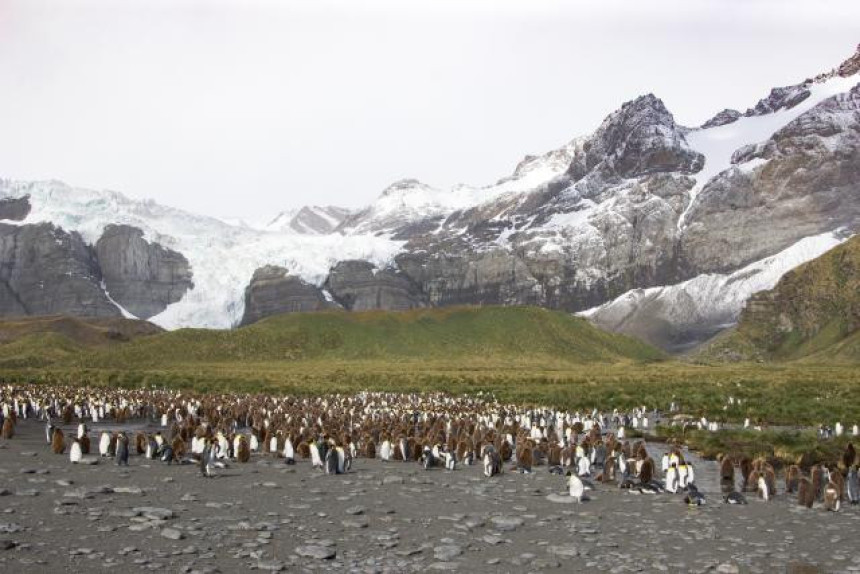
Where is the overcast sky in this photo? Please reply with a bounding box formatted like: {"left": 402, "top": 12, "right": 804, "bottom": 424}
{"left": 1, "top": 0, "right": 858, "bottom": 222}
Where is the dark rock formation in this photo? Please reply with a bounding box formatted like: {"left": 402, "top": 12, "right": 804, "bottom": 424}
{"left": 701, "top": 109, "right": 741, "bottom": 129}
{"left": 567, "top": 93, "right": 704, "bottom": 181}
{"left": 240, "top": 266, "right": 330, "bottom": 325}
{"left": 325, "top": 260, "right": 426, "bottom": 311}
{"left": 0, "top": 195, "right": 31, "bottom": 221}
{"left": 95, "top": 225, "right": 193, "bottom": 319}
{"left": 0, "top": 223, "right": 119, "bottom": 317}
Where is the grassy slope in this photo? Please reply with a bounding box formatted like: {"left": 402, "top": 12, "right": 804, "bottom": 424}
{"left": 698, "top": 236, "right": 860, "bottom": 362}
{"left": 0, "top": 316, "right": 162, "bottom": 368}
{"left": 1, "top": 307, "right": 858, "bottom": 426}
{"left": 68, "top": 306, "right": 666, "bottom": 368}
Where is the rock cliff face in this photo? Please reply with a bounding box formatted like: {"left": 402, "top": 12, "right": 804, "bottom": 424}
{"left": 324, "top": 260, "right": 425, "bottom": 312}
{"left": 680, "top": 83, "right": 860, "bottom": 276}
{"left": 95, "top": 225, "right": 194, "bottom": 319}
{"left": 0, "top": 195, "right": 31, "bottom": 221}
{"left": 0, "top": 223, "right": 119, "bottom": 317}
{"left": 239, "top": 266, "right": 330, "bottom": 326}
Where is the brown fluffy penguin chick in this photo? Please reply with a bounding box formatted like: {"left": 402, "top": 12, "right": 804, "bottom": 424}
{"left": 500, "top": 441, "right": 512, "bottom": 463}
{"left": 237, "top": 437, "right": 250, "bottom": 463}
{"left": 785, "top": 465, "right": 801, "bottom": 494}
{"left": 764, "top": 468, "right": 777, "bottom": 497}
{"left": 518, "top": 445, "right": 534, "bottom": 471}
{"left": 135, "top": 432, "right": 147, "bottom": 454}
{"left": 547, "top": 444, "right": 562, "bottom": 466}
{"left": 80, "top": 435, "right": 90, "bottom": 454}
{"left": 171, "top": 436, "right": 186, "bottom": 460}
{"left": 365, "top": 440, "right": 376, "bottom": 460}
{"left": 0, "top": 417, "right": 13, "bottom": 439}
{"left": 719, "top": 456, "right": 735, "bottom": 483}
{"left": 51, "top": 428, "right": 66, "bottom": 454}
{"left": 798, "top": 477, "right": 815, "bottom": 508}
{"left": 740, "top": 457, "right": 753, "bottom": 489}
{"left": 602, "top": 456, "right": 616, "bottom": 483}
{"left": 824, "top": 481, "right": 841, "bottom": 511}
{"left": 639, "top": 457, "right": 655, "bottom": 484}
{"left": 297, "top": 441, "right": 310, "bottom": 459}
{"left": 843, "top": 443, "right": 857, "bottom": 471}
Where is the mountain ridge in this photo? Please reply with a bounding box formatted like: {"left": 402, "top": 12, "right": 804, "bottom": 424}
{"left": 0, "top": 43, "right": 858, "bottom": 352}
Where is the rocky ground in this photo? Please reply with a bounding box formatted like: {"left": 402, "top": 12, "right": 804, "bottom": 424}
{"left": 1, "top": 420, "right": 859, "bottom": 573}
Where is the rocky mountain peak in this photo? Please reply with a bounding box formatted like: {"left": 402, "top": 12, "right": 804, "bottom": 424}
{"left": 568, "top": 92, "right": 704, "bottom": 181}
{"left": 837, "top": 43, "right": 860, "bottom": 78}
{"left": 379, "top": 178, "right": 432, "bottom": 198}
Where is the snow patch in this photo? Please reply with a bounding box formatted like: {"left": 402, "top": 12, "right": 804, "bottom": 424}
{"left": 680, "top": 74, "right": 859, "bottom": 230}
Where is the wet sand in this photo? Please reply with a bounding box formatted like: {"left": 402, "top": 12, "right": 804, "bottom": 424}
{"left": 1, "top": 419, "right": 859, "bottom": 573}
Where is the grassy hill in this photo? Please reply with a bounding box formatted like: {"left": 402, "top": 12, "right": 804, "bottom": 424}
{"left": 1, "top": 307, "right": 859, "bottom": 426}
{"left": 74, "top": 306, "right": 665, "bottom": 368}
{"left": 698, "top": 236, "right": 859, "bottom": 362}
{"left": 0, "top": 315, "right": 162, "bottom": 368}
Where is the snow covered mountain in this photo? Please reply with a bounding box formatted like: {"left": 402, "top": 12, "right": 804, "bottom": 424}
{"left": 265, "top": 205, "right": 353, "bottom": 235}
{"left": 1, "top": 43, "right": 858, "bottom": 351}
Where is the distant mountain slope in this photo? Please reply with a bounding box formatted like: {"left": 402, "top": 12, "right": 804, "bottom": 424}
{"left": 0, "top": 44, "right": 858, "bottom": 349}
{"left": 74, "top": 306, "right": 664, "bottom": 368}
{"left": 698, "top": 235, "right": 859, "bottom": 362}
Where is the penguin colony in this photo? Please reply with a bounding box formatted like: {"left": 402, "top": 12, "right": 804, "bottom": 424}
{"left": 1, "top": 383, "right": 859, "bottom": 510}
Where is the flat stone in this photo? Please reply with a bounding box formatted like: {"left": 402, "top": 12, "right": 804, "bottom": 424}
{"left": 294, "top": 545, "right": 336, "bottom": 560}
{"left": 161, "top": 528, "right": 184, "bottom": 540}
{"left": 434, "top": 545, "right": 463, "bottom": 561}
{"left": 547, "top": 544, "right": 579, "bottom": 557}
{"left": 489, "top": 516, "right": 523, "bottom": 532}
{"left": 134, "top": 507, "right": 174, "bottom": 520}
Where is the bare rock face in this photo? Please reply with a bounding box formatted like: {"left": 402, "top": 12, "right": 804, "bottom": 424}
{"left": 95, "top": 225, "right": 193, "bottom": 319}
{"left": 240, "top": 266, "right": 330, "bottom": 325}
{"left": 325, "top": 260, "right": 426, "bottom": 311}
{"left": 0, "top": 223, "right": 119, "bottom": 317}
{"left": 701, "top": 109, "right": 741, "bottom": 129}
{"left": 0, "top": 195, "right": 31, "bottom": 221}
{"left": 567, "top": 93, "right": 704, "bottom": 181}
{"left": 680, "top": 84, "right": 860, "bottom": 275}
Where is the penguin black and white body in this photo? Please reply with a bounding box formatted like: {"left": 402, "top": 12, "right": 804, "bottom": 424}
{"left": 757, "top": 475, "right": 771, "bottom": 501}
{"left": 146, "top": 436, "right": 158, "bottom": 459}
{"left": 422, "top": 445, "right": 434, "bottom": 470}
{"left": 325, "top": 446, "right": 339, "bottom": 475}
{"left": 847, "top": 467, "right": 860, "bottom": 504}
{"left": 398, "top": 437, "right": 409, "bottom": 462}
{"left": 568, "top": 472, "right": 585, "bottom": 502}
{"left": 379, "top": 439, "right": 392, "bottom": 462}
{"left": 724, "top": 491, "right": 747, "bottom": 505}
{"left": 684, "top": 484, "right": 706, "bottom": 506}
{"left": 160, "top": 445, "right": 174, "bottom": 465}
{"left": 115, "top": 432, "right": 129, "bottom": 466}
{"left": 665, "top": 464, "right": 680, "bottom": 494}
{"left": 310, "top": 441, "right": 323, "bottom": 469}
{"left": 283, "top": 437, "right": 295, "bottom": 465}
{"left": 99, "top": 431, "right": 111, "bottom": 457}
{"left": 45, "top": 419, "right": 55, "bottom": 444}
{"left": 443, "top": 448, "right": 456, "bottom": 471}
{"left": 69, "top": 438, "right": 83, "bottom": 463}
{"left": 483, "top": 445, "right": 501, "bottom": 477}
